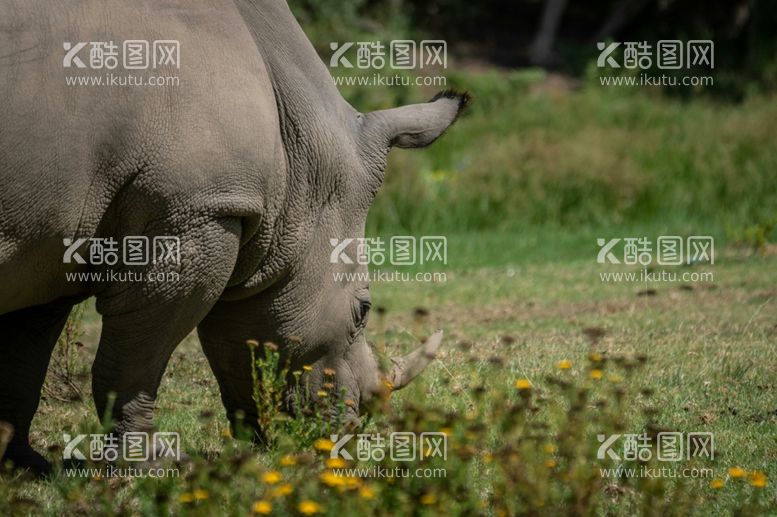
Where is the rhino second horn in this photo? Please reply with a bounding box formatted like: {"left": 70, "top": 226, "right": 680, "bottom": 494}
{"left": 388, "top": 330, "right": 444, "bottom": 390}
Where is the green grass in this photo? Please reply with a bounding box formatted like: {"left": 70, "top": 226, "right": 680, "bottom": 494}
{"left": 1, "top": 231, "right": 775, "bottom": 515}
{"left": 354, "top": 70, "right": 777, "bottom": 239}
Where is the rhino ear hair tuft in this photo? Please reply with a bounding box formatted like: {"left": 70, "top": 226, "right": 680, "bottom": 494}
{"left": 429, "top": 89, "right": 471, "bottom": 119}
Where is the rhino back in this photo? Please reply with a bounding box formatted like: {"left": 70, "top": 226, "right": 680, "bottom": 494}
{"left": 0, "top": 0, "right": 284, "bottom": 313}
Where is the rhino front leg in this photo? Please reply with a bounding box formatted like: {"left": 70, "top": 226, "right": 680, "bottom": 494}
{"left": 0, "top": 299, "right": 74, "bottom": 477}
{"left": 91, "top": 218, "right": 241, "bottom": 439}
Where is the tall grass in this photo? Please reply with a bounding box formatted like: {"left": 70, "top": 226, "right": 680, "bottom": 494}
{"left": 352, "top": 70, "right": 777, "bottom": 239}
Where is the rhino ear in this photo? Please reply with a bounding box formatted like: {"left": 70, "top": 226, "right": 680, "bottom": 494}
{"left": 365, "top": 90, "right": 470, "bottom": 149}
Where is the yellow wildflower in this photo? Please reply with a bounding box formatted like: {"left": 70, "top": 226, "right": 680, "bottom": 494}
{"left": 279, "top": 454, "right": 296, "bottom": 467}
{"left": 262, "top": 470, "right": 282, "bottom": 485}
{"left": 590, "top": 369, "right": 603, "bottom": 380}
{"left": 252, "top": 500, "right": 272, "bottom": 514}
{"left": 709, "top": 479, "right": 725, "bottom": 489}
{"left": 179, "top": 492, "right": 194, "bottom": 504}
{"left": 298, "top": 500, "right": 322, "bottom": 515}
{"left": 272, "top": 484, "right": 293, "bottom": 497}
{"left": 514, "top": 378, "right": 532, "bottom": 390}
{"left": 302, "top": 365, "right": 313, "bottom": 372}
{"left": 557, "top": 359, "right": 572, "bottom": 370}
{"left": 313, "top": 438, "right": 334, "bottom": 452}
{"left": 325, "top": 457, "right": 347, "bottom": 469}
{"left": 193, "top": 489, "right": 209, "bottom": 500}
{"left": 420, "top": 493, "right": 437, "bottom": 505}
{"left": 359, "top": 485, "right": 375, "bottom": 499}
{"left": 319, "top": 470, "right": 345, "bottom": 487}
{"left": 748, "top": 471, "right": 768, "bottom": 488}
{"left": 728, "top": 466, "right": 747, "bottom": 479}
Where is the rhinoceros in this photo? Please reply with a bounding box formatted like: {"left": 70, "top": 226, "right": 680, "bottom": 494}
{"left": 0, "top": 0, "right": 467, "bottom": 475}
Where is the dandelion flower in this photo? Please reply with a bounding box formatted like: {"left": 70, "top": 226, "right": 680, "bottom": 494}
{"left": 298, "top": 500, "right": 322, "bottom": 515}
{"left": 313, "top": 438, "right": 334, "bottom": 452}
{"left": 589, "top": 353, "right": 604, "bottom": 363}
{"left": 325, "top": 457, "right": 347, "bottom": 469}
{"left": 728, "top": 466, "right": 746, "bottom": 479}
{"left": 590, "top": 369, "right": 603, "bottom": 380}
{"left": 709, "top": 479, "right": 725, "bottom": 489}
{"left": 748, "top": 471, "right": 768, "bottom": 488}
{"left": 179, "top": 492, "right": 194, "bottom": 504}
{"left": 319, "top": 470, "right": 344, "bottom": 488}
{"left": 342, "top": 476, "right": 361, "bottom": 490}
{"left": 556, "top": 359, "right": 572, "bottom": 370}
{"left": 302, "top": 365, "right": 313, "bottom": 372}
{"left": 316, "top": 390, "right": 328, "bottom": 398}
{"left": 272, "top": 484, "right": 293, "bottom": 497}
{"left": 193, "top": 488, "right": 209, "bottom": 500}
{"left": 543, "top": 443, "right": 557, "bottom": 454}
{"left": 545, "top": 459, "right": 557, "bottom": 468}
{"left": 514, "top": 378, "right": 532, "bottom": 390}
{"left": 279, "top": 454, "right": 296, "bottom": 467}
{"left": 359, "top": 485, "right": 375, "bottom": 499}
{"left": 420, "top": 493, "right": 437, "bottom": 505}
{"left": 262, "top": 470, "right": 282, "bottom": 485}
{"left": 252, "top": 500, "right": 272, "bottom": 514}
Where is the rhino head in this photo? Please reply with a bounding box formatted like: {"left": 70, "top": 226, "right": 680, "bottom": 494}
{"left": 198, "top": 88, "right": 467, "bottom": 434}
{"left": 193, "top": 2, "right": 469, "bottom": 436}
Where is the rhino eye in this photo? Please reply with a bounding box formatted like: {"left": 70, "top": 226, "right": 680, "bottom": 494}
{"left": 358, "top": 300, "right": 371, "bottom": 326}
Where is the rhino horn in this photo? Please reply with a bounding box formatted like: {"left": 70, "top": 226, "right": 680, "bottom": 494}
{"left": 387, "top": 330, "right": 443, "bottom": 390}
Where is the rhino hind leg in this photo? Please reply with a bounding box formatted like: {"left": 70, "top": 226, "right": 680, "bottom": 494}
{"left": 0, "top": 299, "right": 74, "bottom": 477}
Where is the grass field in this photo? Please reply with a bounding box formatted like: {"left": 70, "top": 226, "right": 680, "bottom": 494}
{"left": 2, "top": 53, "right": 776, "bottom": 514}
{"left": 1, "top": 229, "right": 774, "bottom": 515}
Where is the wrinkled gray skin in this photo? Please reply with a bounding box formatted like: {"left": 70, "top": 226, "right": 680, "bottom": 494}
{"left": 0, "top": 0, "right": 465, "bottom": 475}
